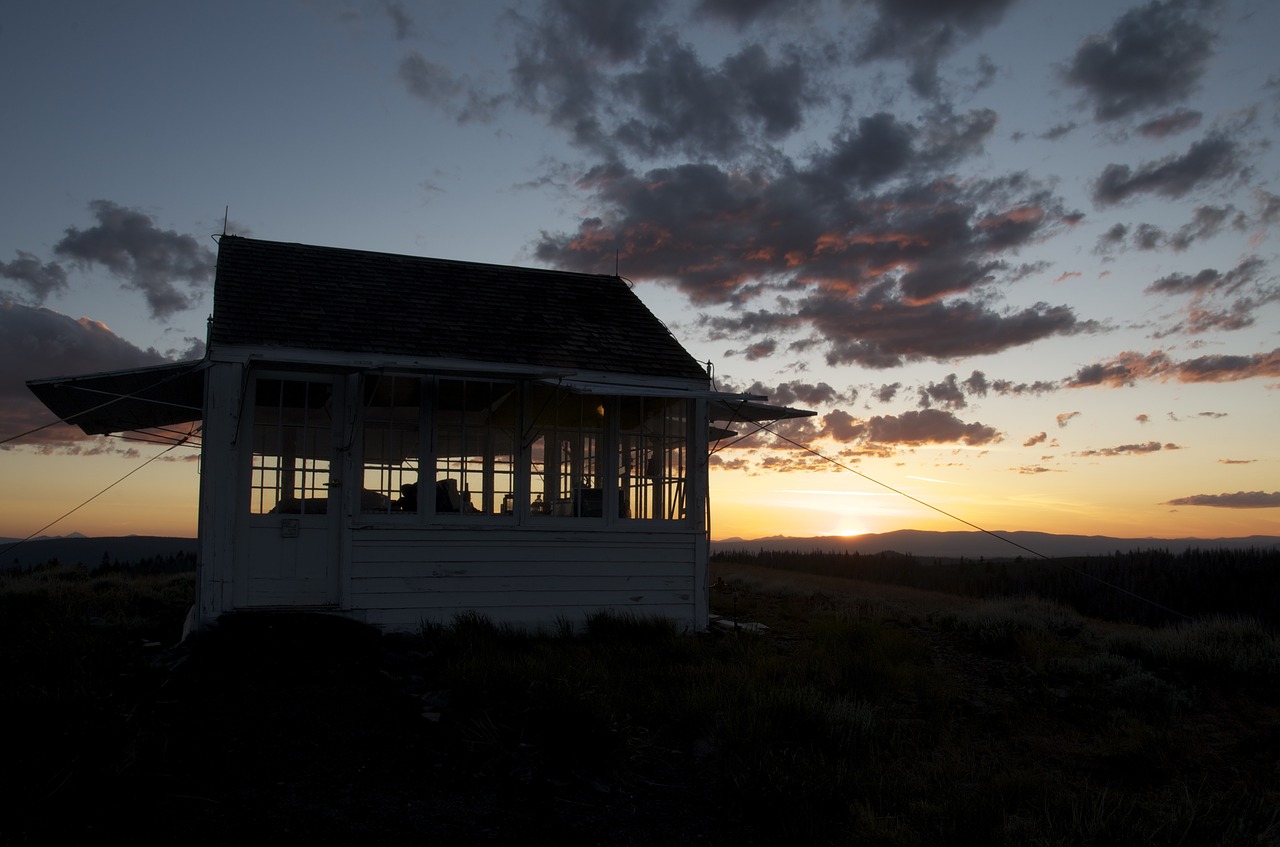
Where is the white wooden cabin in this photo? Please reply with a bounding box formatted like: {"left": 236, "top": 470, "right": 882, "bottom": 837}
{"left": 28, "top": 236, "right": 811, "bottom": 632}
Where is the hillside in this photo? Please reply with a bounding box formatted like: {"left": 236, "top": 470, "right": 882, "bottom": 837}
{"left": 712, "top": 529, "right": 1280, "bottom": 560}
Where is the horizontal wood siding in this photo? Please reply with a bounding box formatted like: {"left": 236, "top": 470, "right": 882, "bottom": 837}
{"left": 347, "top": 526, "right": 702, "bottom": 631}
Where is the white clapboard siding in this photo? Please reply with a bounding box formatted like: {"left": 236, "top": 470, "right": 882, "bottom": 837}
{"left": 346, "top": 525, "right": 702, "bottom": 631}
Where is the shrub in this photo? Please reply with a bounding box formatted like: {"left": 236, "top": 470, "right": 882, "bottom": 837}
{"left": 1105, "top": 614, "right": 1280, "bottom": 678}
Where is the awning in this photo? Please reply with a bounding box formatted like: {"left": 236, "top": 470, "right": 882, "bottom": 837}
{"left": 27, "top": 364, "right": 811, "bottom": 438}
{"left": 26, "top": 360, "right": 208, "bottom": 436}
{"left": 544, "top": 377, "right": 815, "bottom": 424}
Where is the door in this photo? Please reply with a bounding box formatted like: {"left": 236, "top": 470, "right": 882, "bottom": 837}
{"left": 239, "top": 374, "right": 344, "bottom": 607}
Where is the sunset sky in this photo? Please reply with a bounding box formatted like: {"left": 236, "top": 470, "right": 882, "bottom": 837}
{"left": 2, "top": 0, "right": 1278, "bottom": 543}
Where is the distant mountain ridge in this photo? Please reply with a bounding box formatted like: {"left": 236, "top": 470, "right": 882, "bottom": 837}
{"left": 4, "top": 531, "right": 1278, "bottom": 572}
{"left": 712, "top": 530, "right": 1280, "bottom": 560}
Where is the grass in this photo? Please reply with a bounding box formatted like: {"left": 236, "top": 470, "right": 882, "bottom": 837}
{"left": 3, "top": 560, "right": 1279, "bottom": 845}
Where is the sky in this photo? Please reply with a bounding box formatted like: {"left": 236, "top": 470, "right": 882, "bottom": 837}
{"left": 1, "top": 0, "right": 1278, "bottom": 543}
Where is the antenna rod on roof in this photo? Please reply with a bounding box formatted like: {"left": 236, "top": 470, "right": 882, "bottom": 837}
{"left": 615, "top": 247, "right": 619, "bottom": 277}
{"left": 223, "top": 206, "right": 229, "bottom": 237}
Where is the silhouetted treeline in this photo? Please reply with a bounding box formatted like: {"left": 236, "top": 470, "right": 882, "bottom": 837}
{"left": 714, "top": 547, "right": 1280, "bottom": 627}
{"left": 14, "top": 551, "right": 198, "bottom": 576}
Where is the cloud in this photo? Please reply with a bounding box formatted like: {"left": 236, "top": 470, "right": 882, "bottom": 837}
{"left": 510, "top": 1, "right": 820, "bottom": 160}
{"left": 1065, "top": 350, "right": 1173, "bottom": 387}
{"left": 695, "top": 0, "right": 819, "bottom": 29}
{"left": 1147, "top": 256, "right": 1278, "bottom": 336}
{"left": 52, "top": 200, "right": 215, "bottom": 319}
{"left": 1175, "top": 349, "right": 1280, "bottom": 382}
{"left": 0, "top": 301, "right": 169, "bottom": 446}
{"left": 1095, "top": 222, "right": 1129, "bottom": 252}
{"left": 1101, "top": 205, "right": 1241, "bottom": 254}
{"left": 1076, "top": 441, "right": 1180, "bottom": 457}
{"left": 1093, "top": 134, "right": 1245, "bottom": 206}
{"left": 875, "top": 382, "right": 901, "bottom": 403}
{"left": 399, "top": 52, "right": 505, "bottom": 122}
{"left": 382, "top": 0, "right": 414, "bottom": 39}
{"left": 1147, "top": 255, "right": 1264, "bottom": 296}
{"left": 1136, "top": 413, "right": 1150, "bottom": 423}
{"left": 819, "top": 409, "right": 863, "bottom": 442}
{"left": 918, "top": 373, "right": 966, "bottom": 409}
{"left": 0, "top": 251, "right": 68, "bottom": 304}
{"left": 539, "top": 144, "right": 1088, "bottom": 367}
{"left": 726, "top": 338, "right": 778, "bottom": 360}
{"left": 1067, "top": 347, "right": 1280, "bottom": 386}
{"left": 1056, "top": 411, "right": 1081, "bottom": 428}
{"left": 1064, "top": 0, "right": 1218, "bottom": 122}
{"left": 1169, "top": 204, "right": 1235, "bottom": 249}
{"left": 1040, "top": 122, "right": 1078, "bottom": 141}
{"left": 610, "top": 38, "right": 816, "bottom": 159}
{"left": 733, "top": 379, "right": 849, "bottom": 408}
{"left": 962, "top": 370, "right": 989, "bottom": 396}
{"left": 1163, "top": 491, "right": 1280, "bottom": 508}
{"left": 1137, "top": 109, "right": 1202, "bottom": 138}
{"left": 991, "top": 378, "right": 1058, "bottom": 396}
{"left": 1023, "top": 431, "right": 1048, "bottom": 447}
{"left": 1217, "top": 458, "right": 1255, "bottom": 464}
{"left": 856, "top": 0, "right": 1018, "bottom": 98}
{"left": 861, "top": 408, "right": 1000, "bottom": 446}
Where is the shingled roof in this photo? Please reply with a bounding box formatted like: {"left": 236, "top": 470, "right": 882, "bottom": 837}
{"left": 210, "top": 236, "right": 709, "bottom": 382}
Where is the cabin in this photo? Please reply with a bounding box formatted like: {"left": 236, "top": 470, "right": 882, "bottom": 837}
{"left": 28, "top": 236, "right": 811, "bottom": 632}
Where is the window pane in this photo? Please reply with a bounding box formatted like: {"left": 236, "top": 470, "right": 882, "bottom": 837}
{"left": 361, "top": 375, "right": 421, "bottom": 513}
{"left": 250, "top": 379, "right": 333, "bottom": 515}
{"left": 528, "top": 384, "right": 605, "bottom": 518}
{"left": 619, "top": 397, "right": 688, "bottom": 521}
{"left": 434, "top": 379, "right": 517, "bottom": 516}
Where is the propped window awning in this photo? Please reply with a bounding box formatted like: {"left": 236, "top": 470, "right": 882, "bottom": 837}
{"left": 27, "top": 360, "right": 208, "bottom": 436}
{"left": 543, "top": 377, "right": 815, "bottom": 424}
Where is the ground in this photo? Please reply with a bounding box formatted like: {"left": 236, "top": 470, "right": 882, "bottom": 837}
{"left": 4, "top": 561, "right": 1278, "bottom": 845}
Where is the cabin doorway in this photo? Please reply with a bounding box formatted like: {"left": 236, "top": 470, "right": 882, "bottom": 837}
{"left": 238, "top": 374, "right": 345, "bottom": 607}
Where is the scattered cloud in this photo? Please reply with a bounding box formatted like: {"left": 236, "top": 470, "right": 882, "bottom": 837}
{"left": 1217, "top": 458, "right": 1255, "bottom": 464}
{"left": 856, "top": 0, "right": 1019, "bottom": 98}
{"left": 1137, "top": 109, "right": 1203, "bottom": 138}
{"left": 0, "top": 251, "right": 68, "bottom": 304}
{"left": 1023, "top": 431, "right": 1048, "bottom": 447}
{"left": 52, "top": 200, "right": 215, "bottom": 319}
{"left": 1064, "top": 0, "right": 1219, "bottom": 122}
{"left": 1056, "top": 411, "right": 1081, "bottom": 428}
{"left": 861, "top": 408, "right": 1000, "bottom": 446}
{"left": 918, "top": 373, "right": 967, "bottom": 409}
{"left": 875, "top": 382, "right": 902, "bottom": 403}
{"left": 381, "top": 0, "right": 414, "bottom": 40}
{"left": 1176, "top": 349, "right": 1280, "bottom": 382}
{"left": 991, "top": 379, "right": 1058, "bottom": 396}
{"left": 1164, "top": 491, "right": 1280, "bottom": 508}
{"left": 1077, "top": 441, "right": 1181, "bottom": 457}
{"left": 1093, "top": 134, "right": 1245, "bottom": 206}
{"left": 731, "top": 379, "right": 851, "bottom": 407}
{"left": 1147, "top": 255, "right": 1277, "bottom": 336}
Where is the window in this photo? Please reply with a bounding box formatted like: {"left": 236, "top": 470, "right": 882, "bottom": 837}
{"left": 361, "top": 375, "right": 421, "bottom": 513}
{"left": 250, "top": 378, "right": 333, "bottom": 515}
{"left": 619, "top": 396, "right": 688, "bottom": 520}
{"left": 434, "top": 379, "right": 517, "bottom": 516}
{"left": 527, "top": 384, "right": 606, "bottom": 517}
